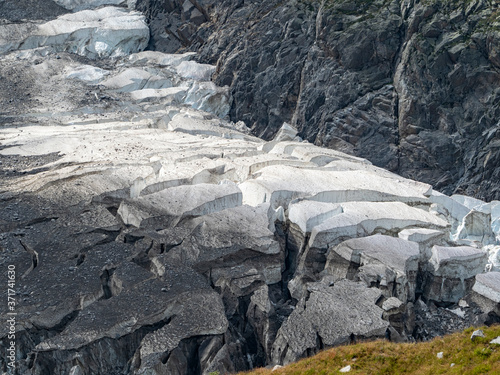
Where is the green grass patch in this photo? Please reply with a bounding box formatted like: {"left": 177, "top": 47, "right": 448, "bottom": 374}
{"left": 240, "top": 325, "right": 500, "bottom": 375}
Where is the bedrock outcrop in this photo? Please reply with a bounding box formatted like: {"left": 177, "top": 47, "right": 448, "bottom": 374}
{"left": 1, "top": 2, "right": 500, "bottom": 374}
{"left": 134, "top": 0, "right": 500, "bottom": 202}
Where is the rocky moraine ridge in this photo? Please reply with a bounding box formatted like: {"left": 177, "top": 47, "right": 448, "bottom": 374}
{"left": 0, "top": 1, "right": 499, "bottom": 375}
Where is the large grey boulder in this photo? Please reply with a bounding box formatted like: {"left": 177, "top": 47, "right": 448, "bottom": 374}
{"left": 469, "top": 272, "right": 500, "bottom": 322}
{"left": 398, "top": 228, "right": 447, "bottom": 262}
{"left": 271, "top": 279, "right": 388, "bottom": 365}
{"left": 423, "top": 245, "right": 488, "bottom": 304}
{"left": 324, "top": 235, "right": 420, "bottom": 303}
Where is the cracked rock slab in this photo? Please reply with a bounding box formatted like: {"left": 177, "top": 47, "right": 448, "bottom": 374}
{"left": 398, "top": 228, "right": 447, "bottom": 262}
{"left": 324, "top": 235, "right": 420, "bottom": 302}
{"left": 471, "top": 271, "right": 500, "bottom": 310}
{"left": 271, "top": 279, "right": 387, "bottom": 365}
{"left": 424, "top": 245, "right": 488, "bottom": 304}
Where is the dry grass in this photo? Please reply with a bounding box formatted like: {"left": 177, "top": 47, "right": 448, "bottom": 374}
{"left": 239, "top": 325, "right": 500, "bottom": 375}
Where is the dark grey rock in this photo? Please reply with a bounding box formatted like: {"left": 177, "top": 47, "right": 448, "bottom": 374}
{"left": 271, "top": 279, "right": 388, "bottom": 365}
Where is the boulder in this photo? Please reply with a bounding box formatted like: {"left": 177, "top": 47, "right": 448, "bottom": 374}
{"left": 324, "top": 235, "right": 420, "bottom": 303}
{"left": 398, "top": 228, "right": 447, "bottom": 262}
{"left": 339, "top": 365, "right": 352, "bottom": 373}
{"left": 470, "top": 329, "right": 485, "bottom": 341}
{"left": 470, "top": 272, "right": 500, "bottom": 319}
{"left": 454, "top": 209, "right": 496, "bottom": 245}
{"left": 423, "top": 246, "right": 488, "bottom": 304}
{"left": 271, "top": 279, "right": 388, "bottom": 365}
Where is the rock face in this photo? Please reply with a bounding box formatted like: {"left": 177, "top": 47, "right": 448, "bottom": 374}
{"left": 134, "top": 0, "right": 500, "bottom": 202}
{"left": 423, "top": 245, "right": 488, "bottom": 304}
{"left": 469, "top": 272, "right": 500, "bottom": 324}
{"left": 324, "top": 235, "right": 420, "bottom": 303}
{"left": 271, "top": 279, "right": 388, "bottom": 365}
{"left": 1, "top": 2, "right": 500, "bottom": 375}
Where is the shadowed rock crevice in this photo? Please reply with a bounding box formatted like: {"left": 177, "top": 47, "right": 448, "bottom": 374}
{"left": 2, "top": 309, "right": 81, "bottom": 375}
{"left": 99, "top": 267, "right": 119, "bottom": 300}
{"left": 19, "top": 240, "right": 39, "bottom": 278}
{"left": 27, "top": 315, "right": 174, "bottom": 375}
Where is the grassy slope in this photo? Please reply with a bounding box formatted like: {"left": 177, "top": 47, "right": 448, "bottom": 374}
{"left": 240, "top": 326, "right": 500, "bottom": 375}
